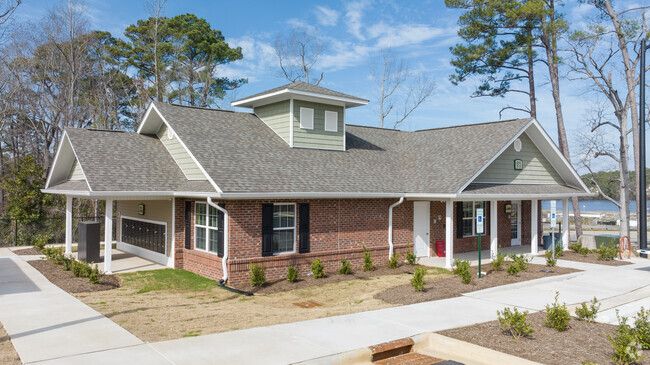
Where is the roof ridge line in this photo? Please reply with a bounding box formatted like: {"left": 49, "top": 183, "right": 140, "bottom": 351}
{"left": 414, "top": 117, "right": 533, "bottom": 133}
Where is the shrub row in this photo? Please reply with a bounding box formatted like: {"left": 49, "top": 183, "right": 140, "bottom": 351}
{"left": 42, "top": 246, "right": 103, "bottom": 284}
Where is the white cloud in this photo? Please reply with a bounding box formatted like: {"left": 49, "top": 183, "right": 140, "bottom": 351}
{"left": 318, "top": 40, "right": 373, "bottom": 71}
{"left": 371, "top": 23, "right": 449, "bottom": 49}
{"left": 345, "top": 0, "right": 370, "bottom": 40}
{"left": 218, "top": 36, "right": 278, "bottom": 82}
{"left": 315, "top": 6, "right": 340, "bottom": 27}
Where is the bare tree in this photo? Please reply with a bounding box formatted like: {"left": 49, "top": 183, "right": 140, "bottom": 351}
{"left": 370, "top": 49, "right": 435, "bottom": 129}
{"left": 274, "top": 28, "right": 324, "bottom": 85}
{"left": 0, "top": 0, "right": 20, "bottom": 26}
{"left": 145, "top": 0, "right": 166, "bottom": 101}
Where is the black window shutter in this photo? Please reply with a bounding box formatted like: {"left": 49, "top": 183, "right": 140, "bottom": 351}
{"left": 484, "top": 201, "right": 490, "bottom": 236}
{"left": 261, "top": 204, "right": 274, "bottom": 257}
{"left": 456, "top": 201, "right": 464, "bottom": 239}
{"left": 299, "top": 203, "right": 310, "bottom": 253}
{"left": 217, "top": 203, "right": 225, "bottom": 257}
{"left": 184, "top": 201, "right": 192, "bottom": 249}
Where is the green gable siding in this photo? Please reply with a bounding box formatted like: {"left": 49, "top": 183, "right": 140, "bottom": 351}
{"left": 254, "top": 100, "right": 291, "bottom": 143}
{"left": 292, "top": 100, "right": 344, "bottom": 150}
{"left": 474, "top": 132, "right": 565, "bottom": 185}
{"left": 157, "top": 123, "right": 206, "bottom": 180}
{"left": 67, "top": 159, "right": 85, "bottom": 180}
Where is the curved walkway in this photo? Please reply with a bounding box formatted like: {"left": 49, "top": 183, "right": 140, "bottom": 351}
{"left": 1, "top": 247, "right": 649, "bottom": 364}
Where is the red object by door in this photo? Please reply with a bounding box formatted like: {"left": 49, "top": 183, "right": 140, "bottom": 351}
{"left": 436, "top": 240, "right": 446, "bottom": 257}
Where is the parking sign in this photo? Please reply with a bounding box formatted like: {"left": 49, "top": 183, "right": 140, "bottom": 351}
{"left": 476, "top": 208, "right": 484, "bottom": 234}
{"left": 550, "top": 200, "right": 556, "bottom": 228}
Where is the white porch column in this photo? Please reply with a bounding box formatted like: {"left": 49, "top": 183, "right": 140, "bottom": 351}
{"left": 445, "top": 200, "right": 454, "bottom": 269}
{"left": 531, "top": 199, "right": 539, "bottom": 255}
{"left": 562, "top": 198, "right": 569, "bottom": 250}
{"left": 65, "top": 196, "right": 73, "bottom": 254}
{"left": 490, "top": 199, "right": 498, "bottom": 259}
{"left": 104, "top": 199, "right": 113, "bottom": 274}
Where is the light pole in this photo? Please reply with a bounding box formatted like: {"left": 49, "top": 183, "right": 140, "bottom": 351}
{"left": 639, "top": 41, "right": 649, "bottom": 258}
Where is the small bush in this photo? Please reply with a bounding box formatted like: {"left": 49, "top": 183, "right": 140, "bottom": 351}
{"left": 569, "top": 241, "right": 582, "bottom": 253}
{"left": 249, "top": 263, "right": 266, "bottom": 286}
{"left": 545, "top": 249, "right": 557, "bottom": 267}
{"left": 599, "top": 243, "right": 618, "bottom": 261}
{"left": 554, "top": 242, "right": 564, "bottom": 257}
{"left": 576, "top": 297, "right": 600, "bottom": 323}
{"left": 507, "top": 263, "right": 521, "bottom": 276}
{"left": 70, "top": 260, "right": 91, "bottom": 278}
{"left": 388, "top": 252, "right": 399, "bottom": 269}
{"left": 362, "top": 246, "right": 374, "bottom": 271}
{"left": 635, "top": 307, "right": 650, "bottom": 350}
{"left": 497, "top": 307, "right": 534, "bottom": 339}
{"left": 410, "top": 267, "right": 427, "bottom": 292}
{"left": 406, "top": 246, "right": 418, "bottom": 265}
{"left": 507, "top": 253, "right": 529, "bottom": 275}
{"left": 88, "top": 264, "right": 102, "bottom": 284}
{"left": 32, "top": 234, "right": 49, "bottom": 252}
{"left": 545, "top": 292, "right": 571, "bottom": 331}
{"left": 453, "top": 259, "right": 472, "bottom": 284}
{"left": 579, "top": 246, "right": 591, "bottom": 256}
{"left": 286, "top": 265, "right": 298, "bottom": 283}
{"left": 339, "top": 259, "right": 352, "bottom": 275}
{"left": 609, "top": 312, "right": 644, "bottom": 365}
{"left": 491, "top": 249, "right": 506, "bottom": 271}
{"left": 311, "top": 259, "right": 325, "bottom": 278}
{"left": 61, "top": 256, "right": 73, "bottom": 271}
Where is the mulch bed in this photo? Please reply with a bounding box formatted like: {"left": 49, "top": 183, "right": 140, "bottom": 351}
{"left": 554, "top": 251, "right": 632, "bottom": 266}
{"left": 12, "top": 247, "right": 41, "bottom": 255}
{"left": 235, "top": 264, "right": 426, "bottom": 294}
{"left": 374, "top": 264, "right": 579, "bottom": 306}
{"left": 28, "top": 259, "right": 120, "bottom": 293}
{"left": 439, "top": 311, "right": 649, "bottom": 365}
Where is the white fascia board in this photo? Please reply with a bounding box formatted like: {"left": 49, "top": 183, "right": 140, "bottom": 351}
{"left": 232, "top": 89, "right": 368, "bottom": 108}
{"left": 149, "top": 104, "right": 223, "bottom": 194}
{"left": 45, "top": 132, "right": 92, "bottom": 192}
{"left": 455, "top": 118, "right": 535, "bottom": 194}
{"left": 40, "top": 189, "right": 220, "bottom": 199}
{"left": 45, "top": 131, "right": 69, "bottom": 189}
{"left": 456, "top": 192, "right": 594, "bottom": 200}
{"left": 136, "top": 103, "right": 159, "bottom": 134}
{"left": 218, "top": 192, "right": 405, "bottom": 200}
{"left": 68, "top": 137, "right": 92, "bottom": 192}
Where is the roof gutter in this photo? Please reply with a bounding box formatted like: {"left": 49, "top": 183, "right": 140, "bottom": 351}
{"left": 388, "top": 197, "right": 405, "bottom": 259}
{"left": 207, "top": 197, "right": 229, "bottom": 282}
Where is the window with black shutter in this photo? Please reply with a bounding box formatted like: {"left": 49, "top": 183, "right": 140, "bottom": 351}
{"left": 261, "top": 204, "right": 274, "bottom": 257}
{"left": 299, "top": 203, "right": 310, "bottom": 253}
{"left": 184, "top": 201, "right": 192, "bottom": 249}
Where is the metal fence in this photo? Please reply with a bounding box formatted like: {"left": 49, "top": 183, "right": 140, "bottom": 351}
{"left": 0, "top": 216, "right": 117, "bottom": 247}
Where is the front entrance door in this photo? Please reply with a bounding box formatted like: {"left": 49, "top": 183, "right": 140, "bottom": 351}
{"left": 510, "top": 201, "right": 521, "bottom": 246}
{"left": 413, "top": 201, "right": 430, "bottom": 257}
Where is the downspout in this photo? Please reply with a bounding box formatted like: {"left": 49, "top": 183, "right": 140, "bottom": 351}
{"left": 207, "top": 197, "right": 229, "bottom": 282}
{"left": 388, "top": 197, "right": 405, "bottom": 259}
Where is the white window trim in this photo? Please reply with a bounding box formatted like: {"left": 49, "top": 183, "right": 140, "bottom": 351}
{"left": 324, "top": 110, "right": 338, "bottom": 132}
{"left": 462, "top": 201, "right": 485, "bottom": 238}
{"left": 273, "top": 203, "right": 297, "bottom": 255}
{"left": 300, "top": 107, "right": 314, "bottom": 130}
{"left": 194, "top": 202, "right": 220, "bottom": 255}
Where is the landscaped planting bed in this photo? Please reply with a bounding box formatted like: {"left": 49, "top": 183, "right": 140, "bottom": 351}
{"left": 28, "top": 260, "right": 119, "bottom": 293}
{"left": 11, "top": 247, "right": 41, "bottom": 255}
{"left": 557, "top": 251, "right": 632, "bottom": 266}
{"left": 0, "top": 321, "right": 20, "bottom": 365}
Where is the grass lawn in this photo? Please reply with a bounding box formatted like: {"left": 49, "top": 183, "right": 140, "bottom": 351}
{"left": 74, "top": 267, "right": 451, "bottom": 342}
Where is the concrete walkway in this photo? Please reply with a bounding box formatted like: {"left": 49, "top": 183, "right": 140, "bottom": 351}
{"left": 2, "top": 248, "right": 650, "bottom": 365}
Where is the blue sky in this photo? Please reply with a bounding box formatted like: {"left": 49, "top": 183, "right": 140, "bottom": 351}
{"left": 9, "top": 0, "right": 649, "bottom": 172}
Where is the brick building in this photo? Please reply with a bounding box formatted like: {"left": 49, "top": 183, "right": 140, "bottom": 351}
{"left": 43, "top": 82, "right": 592, "bottom": 286}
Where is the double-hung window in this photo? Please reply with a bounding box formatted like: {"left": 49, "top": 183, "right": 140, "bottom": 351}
{"left": 194, "top": 202, "right": 220, "bottom": 253}
{"left": 462, "top": 201, "right": 484, "bottom": 237}
{"left": 273, "top": 203, "right": 296, "bottom": 254}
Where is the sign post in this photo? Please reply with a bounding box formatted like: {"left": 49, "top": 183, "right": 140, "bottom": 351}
{"left": 550, "top": 200, "right": 557, "bottom": 261}
{"left": 477, "top": 208, "right": 484, "bottom": 279}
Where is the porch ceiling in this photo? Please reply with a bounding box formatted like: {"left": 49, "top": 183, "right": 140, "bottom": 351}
{"left": 460, "top": 183, "right": 591, "bottom": 197}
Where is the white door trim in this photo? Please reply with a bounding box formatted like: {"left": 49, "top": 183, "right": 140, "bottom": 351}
{"left": 413, "top": 201, "right": 430, "bottom": 257}
{"left": 511, "top": 201, "right": 522, "bottom": 246}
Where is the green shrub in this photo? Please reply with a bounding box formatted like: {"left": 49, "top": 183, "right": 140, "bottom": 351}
{"left": 579, "top": 246, "right": 591, "bottom": 256}
{"left": 339, "top": 259, "right": 352, "bottom": 275}
{"left": 576, "top": 297, "right": 600, "bottom": 323}
{"left": 452, "top": 258, "right": 472, "bottom": 284}
{"left": 311, "top": 259, "right": 324, "bottom": 278}
{"left": 32, "top": 234, "right": 49, "bottom": 252}
{"left": 554, "top": 242, "right": 564, "bottom": 257}
{"left": 507, "top": 253, "right": 529, "bottom": 275}
{"left": 634, "top": 307, "right": 650, "bottom": 350}
{"left": 70, "top": 260, "right": 91, "bottom": 278}
{"left": 286, "top": 265, "right": 298, "bottom": 283}
{"left": 609, "top": 312, "right": 644, "bottom": 365}
{"left": 410, "top": 267, "right": 427, "bottom": 292}
{"left": 249, "top": 263, "right": 266, "bottom": 287}
{"left": 388, "top": 252, "right": 399, "bottom": 269}
{"left": 491, "top": 249, "right": 506, "bottom": 271}
{"left": 497, "top": 307, "right": 534, "bottom": 339}
{"left": 599, "top": 243, "right": 618, "bottom": 261}
{"left": 406, "top": 246, "right": 418, "bottom": 265}
{"left": 362, "top": 246, "right": 373, "bottom": 271}
{"left": 88, "top": 264, "right": 102, "bottom": 284}
{"left": 545, "top": 249, "right": 557, "bottom": 267}
{"left": 545, "top": 292, "right": 571, "bottom": 331}
{"left": 569, "top": 241, "right": 582, "bottom": 253}
{"left": 507, "top": 263, "right": 521, "bottom": 276}
{"left": 61, "top": 256, "right": 73, "bottom": 271}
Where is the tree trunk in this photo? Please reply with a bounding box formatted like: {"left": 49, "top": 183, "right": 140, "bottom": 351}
{"left": 619, "top": 130, "right": 632, "bottom": 239}
{"left": 526, "top": 30, "right": 536, "bottom": 119}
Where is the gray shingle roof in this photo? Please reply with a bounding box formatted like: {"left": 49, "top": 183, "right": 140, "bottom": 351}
{"left": 153, "top": 102, "right": 536, "bottom": 194}
{"left": 65, "top": 128, "right": 216, "bottom": 193}
{"left": 233, "top": 81, "right": 369, "bottom": 103}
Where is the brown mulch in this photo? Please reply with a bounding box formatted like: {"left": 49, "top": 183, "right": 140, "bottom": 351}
{"left": 12, "top": 247, "right": 41, "bottom": 256}
{"left": 0, "top": 321, "right": 20, "bottom": 365}
{"left": 374, "top": 263, "right": 579, "bottom": 306}
{"left": 439, "top": 311, "right": 649, "bottom": 365}
{"left": 234, "top": 264, "right": 431, "bottom": 294}
{"left": 554, "top": 251, "right": 633, "bottom": 266}
{"left": 28, "top": 259, "right": 120, "bottom": 293}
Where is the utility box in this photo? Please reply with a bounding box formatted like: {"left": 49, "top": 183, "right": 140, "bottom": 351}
{"left": 78, "top": 221, "right": 101, "bottom": 263}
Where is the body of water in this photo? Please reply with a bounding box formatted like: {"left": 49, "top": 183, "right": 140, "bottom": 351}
{"left": 541, "top": 199, "right": 645, "bottom": 212}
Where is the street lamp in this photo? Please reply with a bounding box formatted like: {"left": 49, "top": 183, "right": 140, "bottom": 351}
{"left": 639, "top": 41, "right": 649, "bottom": 258}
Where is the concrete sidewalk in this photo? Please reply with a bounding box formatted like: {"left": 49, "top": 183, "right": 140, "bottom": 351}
{"left": 2, "top": 247, "right": 649, "bottom": 365}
